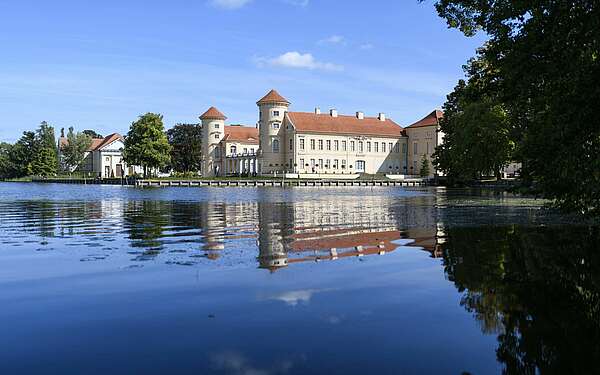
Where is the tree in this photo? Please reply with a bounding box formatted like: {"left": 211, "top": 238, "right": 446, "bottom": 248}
{"left": 425, "top": 0, "right": 600, "bottom": 214}
{"left": 82, "top": 130, "right": 103, "bottom": 139}
{"left": 0, "top": 142, "right": 15, "bottom": 179}
{"left": 433, "top": 54, "right": 514, "bottom": 183}
{"left": 123, "top": 113, "right": 171, "bottom": 178}
{"left": 419, "top": 154, "right": 431, "bottom": 178}
{"left": 30, "top": 121, "right": 58, "bottom": 176}
{"left": 167, "top": 123, "right": 202, "bottom": 174}
{"left": 61, "top": 127, "right": 92, "bottom": 172}
{"left": 11, "top": 131, "right": 38, "bottom": 177}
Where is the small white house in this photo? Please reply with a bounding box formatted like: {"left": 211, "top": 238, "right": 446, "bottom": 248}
{"left": 59, "top": 133, "right": 143, "bottom": 178}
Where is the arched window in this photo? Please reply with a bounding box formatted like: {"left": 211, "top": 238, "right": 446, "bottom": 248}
{"left": 272, "top": 139, "right": 280, "bottom": 153}
{"left": 230, "top": 146, "right": 237, "bottom": 155}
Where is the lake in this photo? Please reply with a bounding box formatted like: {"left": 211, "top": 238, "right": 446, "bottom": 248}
{"left": 0, "top": 182, "right": 598, "bottom": 374}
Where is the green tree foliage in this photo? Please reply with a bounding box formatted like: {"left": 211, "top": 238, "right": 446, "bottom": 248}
{"left": 61, "top": 127, "right": 92, "bottom": 172}
{"left": 12, "top": 131, "right": 38, "bottom": 176}
{"left": 434, "top": 54, "right": 514, "bottom": 182}
{"left": 167, "top": 123, "right": 202, "bottom": 174}
{"left": 82, "top": 130, "right": 103, "bottom": 139}
{"left": 30, "top": 121, "right": 58, "bottom": 176}
{"left": 0, "top": 142, "right": 15, "bottom": 178}
{"left": 419, "top": 154, "right": 431, "bottom": 178}
{"left": 426, "top": 1, "right": 600, "bottom": 214}
{"left": 123, "top": 113, "right": 171, "bottom": 178}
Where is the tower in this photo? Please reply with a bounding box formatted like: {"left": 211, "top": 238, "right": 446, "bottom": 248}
{"left": 200, "top": 106, "right": 227, "bottom": 177}
{"left": 256, "top": 89, "right": 290, "bottom": 174}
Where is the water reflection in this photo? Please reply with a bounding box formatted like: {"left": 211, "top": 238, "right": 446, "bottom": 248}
{"left": 0, "top": 192, "right": 445, "bottom": 269}
{"left": 0, "top": 186, "right": 598, "bottom": 374}
{"left": 441, "top": 225, "right": 600, "bottom": 374}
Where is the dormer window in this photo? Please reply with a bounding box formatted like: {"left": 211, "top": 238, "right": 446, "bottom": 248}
{"left": 273, "top": 110, "right": 280, "bottom": 117}
{"left": 215, "top": 124, "right": 220, "bottom": 129}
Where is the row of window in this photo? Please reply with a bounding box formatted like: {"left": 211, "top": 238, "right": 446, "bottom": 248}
{"left": 298, "top": 138, "right": 405, "bottom": 154}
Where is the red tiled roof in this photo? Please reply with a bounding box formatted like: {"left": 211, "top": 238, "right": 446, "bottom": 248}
{"left": 257, "top": 89, "right": 290, "bottom": 105}
{"left": 58, "top": 134, "right": 122, "bottom": 152}
{"left": 200, "top": 106, "right": 227, "bottom": 120}
{"left": 223, "top": 126, "right": 259, "bottom": 144}
{"left": 287, "top": 112, "right": 404, "bottom": 137}
{"left": 92, "top": 133, "right": 123, "bottom": 151}
{"left": 406, "top": 110, "right": 443, "bottom": 129}
{"left": 289, "top": 229, "right": 401, "bottom": 252}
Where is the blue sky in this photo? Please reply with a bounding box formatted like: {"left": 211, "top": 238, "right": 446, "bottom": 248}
{"left": 0, "top": 0, "right": 485, "bottom": 142}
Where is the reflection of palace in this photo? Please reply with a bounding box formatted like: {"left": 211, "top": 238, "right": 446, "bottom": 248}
{"left": 188, "top": 192, "right": 448, "bottom": 272}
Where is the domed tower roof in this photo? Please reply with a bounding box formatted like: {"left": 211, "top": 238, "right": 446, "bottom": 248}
{"left": 200, "top": 106, "right": 227, "bottom": 120}
{"left": 256, "top": 89, "right": 290, "bottom": 105}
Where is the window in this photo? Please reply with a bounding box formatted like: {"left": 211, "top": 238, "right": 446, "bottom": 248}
{"left": 382, "top": 142, "right": 386, "bottom": 153}
{"left": 214, "top": 134, "right": 219, "bottom": 139}
{"left": 326, "top": 140, "right": 331, "bottom": 151}
{"left": 273, "top": 123, "right": 280, "bottom": 129}
{"left": 318, "top": 140, "right": 323, "bottom": 150}
{"left": 342, "top": 141, "right": 347, "bottom": 151}
{"left": 355, "top": 160, "right": 366, "bottom": 172}
{"left": 230, "top": 146, "right": 237, "bottom": 154}
{"left": 374, "top": 142, "right": 379, "bottom": 153}
{"left": 326, "top": 159, "right": 331, "bottom": 168}
{"left": 290, "top": 139, "right": 293, "bottom": 150}
{"left": 215, "top": 124, "right": 220, "bottom": 129}
{"left": 341, "top": 160, "right": 347, "bottom": 169}
{"left": 318, "top": 159, "right": 323, "bottom": 168}
{"left": 350, "top": 141, "right": 355, "bottom": 152}
{"left": 413, "top": 142, "right": 418, "bottom": 155}
{"left": 311, "top": 139, "right": 315, "bottom": 150}
{"left": 366, "top": 142, "right": 371, "bottom": 153}
{"left": 300, "top": 139, "right": 305, "bottom": 150}
{"left": 311, "top": 159, "right": 315, "bottom": 168}
{"left": 334, "top": 140, "right": 339, "bottom": 151}
{"left": 300, "top": 159, "right": 305, "bottom": 168}
{"left": 358, "top": 141, "right": 364, "bottom": 153}
{"left": 402, "top": 143, "right": 407, "bottom": 154}
{"left": 272, "top": 139, "right": 280, "bottom": 153}
{"left": 273, "top": 110, "right": 280, "bottom": 117}
{"left": 243, "top": 148, "right": 248, "bottom": 154}
{"left": 333, "top": 159, "right": 339, "bottom": 169}
{"left": 389, "top": 142, "right": 393, "bottom": 152}
{"left": 394, "top": 143, "right": 399, "bottom": 153}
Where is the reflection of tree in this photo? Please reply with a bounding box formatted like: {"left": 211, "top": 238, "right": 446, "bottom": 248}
{"left": 441, "top": 226, "right": 600, "bottom": 374}
{"left": 123, "top": 201, "right": 172, "bottom": 252}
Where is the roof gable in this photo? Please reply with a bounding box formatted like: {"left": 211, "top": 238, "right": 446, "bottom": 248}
{"left": 93, "top": 133, "right": 124, "bottom": 151}
{"left": 286, "top": 112, "right": 404, "bottom": 138}
{"left": 406, "top": 110, "right": 443, "bottom": 129}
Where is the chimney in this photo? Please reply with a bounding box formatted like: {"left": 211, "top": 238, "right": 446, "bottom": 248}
{"left": 378, "top": 113, "right": 386, "bottom": 122}
{"left": 315, "top": 107, "right": 321, "bottom": 115}
{"left": 356, "top": 111, "right": 364, "bottom": 120}
{"left": 330, "top": 109, "right": 338, "bottom": 118}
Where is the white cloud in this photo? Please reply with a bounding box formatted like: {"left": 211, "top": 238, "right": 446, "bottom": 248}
{"left": 318, "top": 35, "right": 346, "bottom": 45}
{"left": 255, "top": 52, "right": 343, "bottom": 72}
{"left": 259, "top": 288, "right": 335, "bottom": 306}
{"left": 360, "top": 43, "right": 374, "bottom": 50}
{"left": 210, "top": 0, "right": 252, "bottom": 10}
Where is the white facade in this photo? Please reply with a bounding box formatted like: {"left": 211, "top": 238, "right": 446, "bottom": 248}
{"left": 199, "top": 90, "right": 443, "bottom": 178}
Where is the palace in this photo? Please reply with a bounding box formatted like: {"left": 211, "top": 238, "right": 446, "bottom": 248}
{"left": 200, "top": 89, "right": 443, "bottom": 178}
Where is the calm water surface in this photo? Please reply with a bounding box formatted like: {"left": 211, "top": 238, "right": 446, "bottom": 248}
{"left": 0, "top": 182, "right": 598, "bottom": 374}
